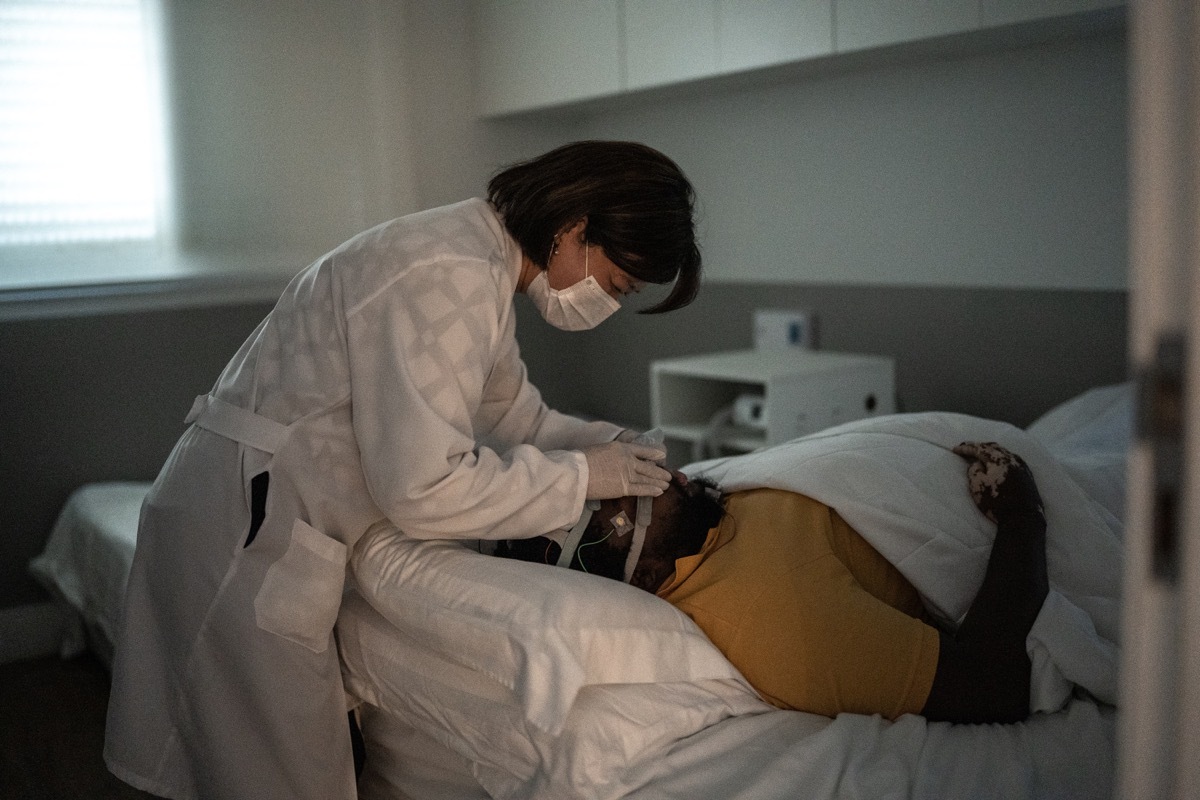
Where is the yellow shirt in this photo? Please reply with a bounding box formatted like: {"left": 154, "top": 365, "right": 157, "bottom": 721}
{"left": 657, "top": 488, "right": 940, "bottom": 719}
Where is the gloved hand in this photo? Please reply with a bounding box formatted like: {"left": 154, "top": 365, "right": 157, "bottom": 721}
{"left": 615, "top": 428, "right": 641, "bottom": 444}
{"left": 615, "top": 428, "right": 666, "bottom": 464}
{"left": 582, "top": 440, "right": 671, "bottom": 499}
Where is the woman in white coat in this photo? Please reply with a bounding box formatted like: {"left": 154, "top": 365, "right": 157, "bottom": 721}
{"left": 104, "top": 141, "right": 701, "bottom": 800}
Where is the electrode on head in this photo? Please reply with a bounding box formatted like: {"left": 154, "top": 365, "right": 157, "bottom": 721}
{"left": 609, "top": 510, "right": 634, "bottom": 537}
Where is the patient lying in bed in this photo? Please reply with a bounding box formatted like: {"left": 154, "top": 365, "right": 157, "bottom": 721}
{"left": 496, "top": 441, "right": 1048, "bottom": 725}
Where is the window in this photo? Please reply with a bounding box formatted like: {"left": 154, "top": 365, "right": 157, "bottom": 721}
{"left": 0, "top": 0, "right": 166, "bottom": 246}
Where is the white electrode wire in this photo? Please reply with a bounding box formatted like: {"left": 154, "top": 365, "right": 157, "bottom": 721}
{"left": 695, "top": 406, "right": 736, "bottom": 462}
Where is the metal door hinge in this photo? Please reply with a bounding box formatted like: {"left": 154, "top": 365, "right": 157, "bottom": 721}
{"left": 1138, "top": 333, "right": 1187, "bottom": 583}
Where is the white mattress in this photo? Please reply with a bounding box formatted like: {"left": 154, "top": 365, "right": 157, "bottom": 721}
{"left": 29, "top": 481, "right": 151, "bottom": 665}
{"left": 354, "top": 684, "right": 1114, "bottom": 800}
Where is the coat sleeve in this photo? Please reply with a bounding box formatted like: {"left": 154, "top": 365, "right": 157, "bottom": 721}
{"left": 475, "top": 304, "right": 624, "bottom": 454}
{"left": 344, "top": 257, "right": 590, "bottom": 541}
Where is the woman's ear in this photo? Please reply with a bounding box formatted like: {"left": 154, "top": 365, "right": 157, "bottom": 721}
{"left": 560, "top": 217, "right": 588, "bottom": 244}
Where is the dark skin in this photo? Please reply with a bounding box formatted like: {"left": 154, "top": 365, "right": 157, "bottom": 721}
{"left": 922, "top": 442, "right": 1049, "bottom": 724}
{"left": 494, "top": 478, "right": 695, "bottom": 592}
{"left": 497, "top": 441, "right": 1049, "bottom": 725}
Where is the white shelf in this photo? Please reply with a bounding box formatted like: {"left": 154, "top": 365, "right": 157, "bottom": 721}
{"left": 651, "top": 349, "right": 896, "bottom": 458}
{"left": 659, "top": 423, "right": 767, "bottom": 453}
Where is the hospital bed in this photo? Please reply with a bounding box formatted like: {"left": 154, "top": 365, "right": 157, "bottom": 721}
{"left": 30, "top": 383, "right": 1131, "bottom": 799}
{"left": 30, "top": 481, "right": 150, "bottom": 668}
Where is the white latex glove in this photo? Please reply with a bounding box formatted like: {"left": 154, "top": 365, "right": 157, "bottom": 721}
{"left": 614, "top": 428, "right": 667, "bottom": 465}
{"left": 582, "top": 440, "right": 671, "bottom": 499}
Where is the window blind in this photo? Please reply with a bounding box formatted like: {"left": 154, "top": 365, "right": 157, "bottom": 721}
{"left": 0, "top": 0, "right": 162, "bottom": 246}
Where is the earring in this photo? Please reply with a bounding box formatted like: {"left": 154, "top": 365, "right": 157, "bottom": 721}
{"left": 550, "top": 234, "right": 561, "bottom": 259}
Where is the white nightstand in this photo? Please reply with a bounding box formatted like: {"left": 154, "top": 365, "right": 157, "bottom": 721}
{"left": 650, "top": 349, "right": 896, "bottom": 461}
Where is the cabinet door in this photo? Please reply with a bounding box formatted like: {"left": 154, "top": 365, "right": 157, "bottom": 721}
{"left": 981, "top": 0, "right": 1124, "bottom": 27}
{"left": 834, "top": 0, "right": 980, "bottom": 52}
{"left": 474, "top": 0, "right": 622, "bottom": 116}
{"left": 717, "top": 0, "right": 834, "bottom": 74}
{"left": 624, "top": 0, "right": 718, "bottom": 91}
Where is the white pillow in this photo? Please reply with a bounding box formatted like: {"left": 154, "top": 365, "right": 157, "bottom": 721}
{"left": 347, "top": 524, "right": 750, "bottom": 735}
{"left": 339, "top": 587, "right": 768, "bottom": 800}
{"left": 1026, "top": 382, "right": 1133, "bottom": 524}
{"left": 356, "top": 703, "right": 490, "bottom": 800}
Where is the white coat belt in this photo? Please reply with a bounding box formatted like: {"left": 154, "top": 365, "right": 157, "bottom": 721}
{"left": 185, "top": 394, "right": 287, "bottom": 454}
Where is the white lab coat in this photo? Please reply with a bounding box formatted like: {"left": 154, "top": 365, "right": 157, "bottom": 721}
{"left": 104, "top": 199, "right": 622, "bottom": 799}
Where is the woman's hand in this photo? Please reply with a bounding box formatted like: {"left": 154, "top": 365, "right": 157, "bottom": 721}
{"left": 582, "top": 441, "right": 670, "bottom": 499}
{"left": 952, "top": 441, "right": 1044, "bottom": 525}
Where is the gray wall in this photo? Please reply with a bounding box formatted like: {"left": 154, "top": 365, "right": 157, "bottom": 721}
{"left": 567, "top": 30, "right": 1128, "bottom": 290}
{"left": 506, "top": 26, "right": 1131, "bottom": 462}
{"left": 164, "top": 0, "right": 573, "bottom": 252}
{"left": 517, "top": 283, "right": 1129, "bottom": 458}
{"left": 0, "top": 304, "right": 273, "bottom": 607}
{"left": 166, "top": 0, "right": 418, "bottom": 252}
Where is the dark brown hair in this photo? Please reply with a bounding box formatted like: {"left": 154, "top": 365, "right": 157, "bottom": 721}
{"left": 487, "top": 140, "right": 702, "bottom": 314}
{"left": 629, "top": 476, "right": 725, "bottom": 590}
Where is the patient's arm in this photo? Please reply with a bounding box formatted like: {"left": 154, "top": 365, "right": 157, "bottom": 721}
{"left": 920, "top": 442, "right": 1049, "bottom": 724}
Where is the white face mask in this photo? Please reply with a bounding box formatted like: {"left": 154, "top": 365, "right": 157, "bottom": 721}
{"left": 527, "top": 243, "right": 621, "bottom": 331}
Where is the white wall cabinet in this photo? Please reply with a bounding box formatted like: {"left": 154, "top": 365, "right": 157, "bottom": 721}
{"left": 835, "top": 0, "right": 1124, "bottom": 52}
{"left": 980, "top": 0, "right": 1123, "bottom": 28}
{"left": 717, "top": 0, "right": 834, "bottom": 74}
{"left": 474, "top": 0, "right": 622, "bottom": 117}
{"left": 624, "top": 0, "right": 718, "bottom": 90}
{"left": 472, "top": 0, "right": 1124, "bottom": 117}
{"left": 651, "top": 349, "right": 895, "bottom": 461}
{"left": 624, "top": 0, "right": 834, "bottom": 90}
{"left": 834, "top": 0, "right": 979, "bottom": 52}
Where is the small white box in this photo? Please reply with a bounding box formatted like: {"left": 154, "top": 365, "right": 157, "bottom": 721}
{"left": 754, "top": 309, "right": 815, "bottom": 350}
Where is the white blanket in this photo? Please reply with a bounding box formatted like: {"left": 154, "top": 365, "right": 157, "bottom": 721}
{"left": 686, "top": 411, "right": 1123, "bottom": 712}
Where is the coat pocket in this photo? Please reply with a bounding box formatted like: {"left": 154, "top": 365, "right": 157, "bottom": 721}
{"left": 254, "top": 519, "right": 347, "bottom": 653}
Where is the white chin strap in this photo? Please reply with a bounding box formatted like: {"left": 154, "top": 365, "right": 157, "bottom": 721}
{"left": 556, "top": 428, "right": 663, "bottom": 584}
{"left": 556, "top": 500, "right": 599, "bottom": 569}
{"left": 621, "top": 494, "right": 653, "bottom": 583}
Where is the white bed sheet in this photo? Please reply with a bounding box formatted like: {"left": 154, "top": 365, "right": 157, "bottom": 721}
{"left": 622, "top": 695, "right": 1114, "bottom": 800}
{"left": 29, "top": 481, "right": 151, "bottom": 664}
{"left": 346, "top": 585, "right": 1116, "bottom": 800}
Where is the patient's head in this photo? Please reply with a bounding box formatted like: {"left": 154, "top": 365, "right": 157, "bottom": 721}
{"left": 495, "top": 472, "right": 726, "bottom": 593}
